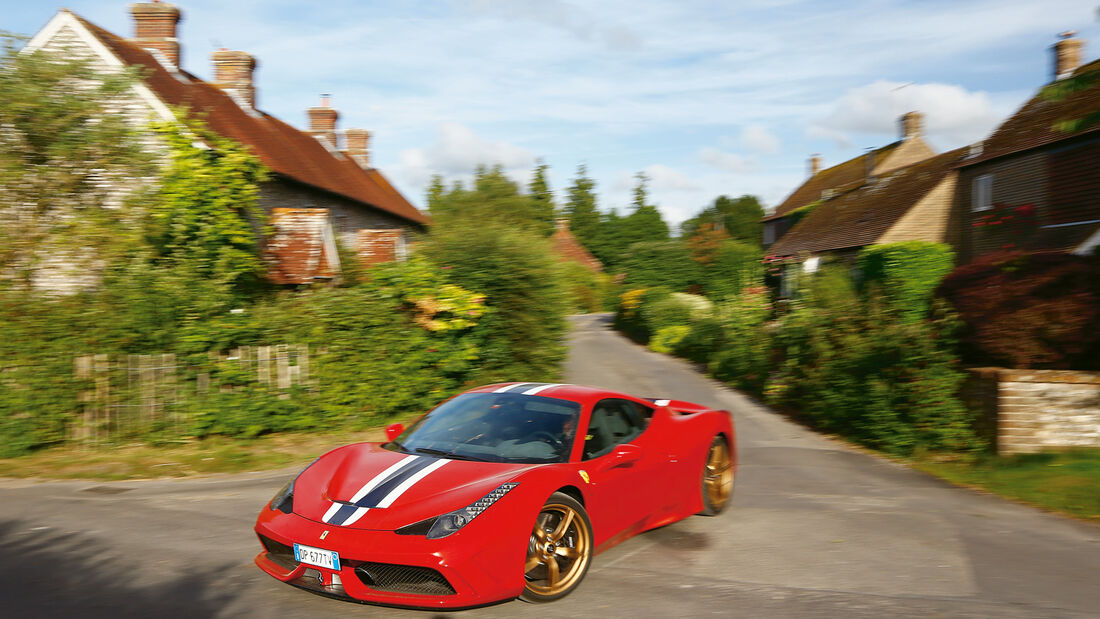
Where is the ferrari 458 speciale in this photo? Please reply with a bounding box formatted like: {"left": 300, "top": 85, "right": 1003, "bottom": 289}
{"left": 254, "top": 382, "right": 735, "bottom": 608}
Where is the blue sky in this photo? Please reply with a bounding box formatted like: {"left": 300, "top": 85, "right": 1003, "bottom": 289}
{"left": 7, "top": 1, "right": 1100, "bottom": 228}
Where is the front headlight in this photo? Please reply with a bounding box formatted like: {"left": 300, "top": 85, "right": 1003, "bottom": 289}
{"left": 402, "top": 483, "right": 519, "bottom": 540}
{"left": 268, "top": 458, "right": 320, "bottom": 514}
{"left": 269, "top": 478, "right": 295, "bottom": 513}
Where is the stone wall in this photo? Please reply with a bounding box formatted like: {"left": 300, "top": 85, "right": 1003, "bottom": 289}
{"left": 965, "top": 368, "right": 1100, "bottom": 454}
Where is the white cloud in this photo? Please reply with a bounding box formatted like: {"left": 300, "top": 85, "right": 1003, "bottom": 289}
{"left": 643, "top": 164, "right": 700, "bottom": 192}
{"left": 740, "top": 124, "right": 781, "bottom": 154}
{"left": 813, "top": 80, "right": 1002, "bottom": 145}
{"left": 698, "top": 147, "right": 755, "bottom": 173}
{"left": 468, "top": 0, "right": 642, "bottom": 50}
{"left": 398, "top": 122, "right": 536, "bottom": 187}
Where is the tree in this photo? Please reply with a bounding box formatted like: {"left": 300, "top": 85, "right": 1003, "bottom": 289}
{"left": 618, "top": 172, "right": 669, "bottom": 248}
{"left": 680, "top": 195, "right": 764, "bottom": 246}
{"left": 0, "top": 34, "right": 155, "bottom": 287}
{"left": 426, "top": 164, "right": 549, "bottom": 233}
{"left": 564, "top": 164, "right": 601, "bottom": 247}
{"left": 527, "top": 160, "right": 555, "bottom": 236}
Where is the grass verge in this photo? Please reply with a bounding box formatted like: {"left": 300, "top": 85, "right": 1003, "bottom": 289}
{"left": 914, "top": 448, "right": 1100, "bottom": 523}
{"left": 0, "top": 428, "right": 392, "bottom": 481}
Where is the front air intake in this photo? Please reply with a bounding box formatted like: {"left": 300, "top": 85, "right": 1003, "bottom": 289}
{"left": 354, "top": 562, "right": 455, "bottom": 596}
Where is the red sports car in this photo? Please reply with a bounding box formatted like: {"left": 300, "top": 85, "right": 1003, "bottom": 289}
{"left": 254, "top": 383, "right": 735, "bottom": 608}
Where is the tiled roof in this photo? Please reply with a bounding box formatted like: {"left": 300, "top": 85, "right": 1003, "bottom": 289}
{"left": 764, "top": 142, "right": 901, "bottom": 222}
{"left": 552, "top": 220, "right": 603, "bottom": 272}
{"left": 963, "top": 58, "right": 1100, "bottom": 166}
{"left": 265, "top": 209, "right": 340, "bottom": 284}
{"left": 71, "top": 13, "right": 428, "bottom": 227}
{"left": 768, "top": 148, "right": 966, "bottom": 257}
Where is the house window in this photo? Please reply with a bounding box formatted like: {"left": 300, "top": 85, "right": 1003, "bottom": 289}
{"left": 972, "top": 174, "right": 993, "bottom": 212}
{"left": 763, "top": 222, "right": 776, "bottom": 245}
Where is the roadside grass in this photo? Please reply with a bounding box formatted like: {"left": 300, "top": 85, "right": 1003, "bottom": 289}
{"left": 0, "top": 428, "right": 391, "bottom": 480}
{"left": 914, "top": 448, "right": 1100, "bottom": 523}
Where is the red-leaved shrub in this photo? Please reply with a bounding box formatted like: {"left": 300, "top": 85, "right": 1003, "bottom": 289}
{"left": 936, "top": 251, "right": 1100, "bottom": 369}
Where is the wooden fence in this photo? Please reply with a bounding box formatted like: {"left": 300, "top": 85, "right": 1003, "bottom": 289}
{"left": 72, "top": 344, "right": 309, "bottom": 444}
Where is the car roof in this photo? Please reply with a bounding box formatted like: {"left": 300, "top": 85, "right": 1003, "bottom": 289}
{"left": 467, "top": 383, "right": 629, "bottom": 405}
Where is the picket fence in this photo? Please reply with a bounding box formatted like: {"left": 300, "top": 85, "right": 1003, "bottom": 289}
{"left": 71, "top": 344, "right": 309, "bottom": 444}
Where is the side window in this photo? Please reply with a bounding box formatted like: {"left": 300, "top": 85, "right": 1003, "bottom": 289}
{"left": 972, "top": 174, "right": 993, "bottom": 212}
{"left": 582, "top": 399, "right": 652, "bottom": 460}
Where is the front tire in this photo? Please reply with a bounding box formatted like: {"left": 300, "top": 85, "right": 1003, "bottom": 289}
{"left": 520, "top": 492, "right": 593, "bottom": 603}
{"left": 700, "top": 435, "right": 733, "bottom": 515}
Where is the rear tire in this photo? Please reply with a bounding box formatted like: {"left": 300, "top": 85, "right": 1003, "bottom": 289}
{"left": 519, "top": 492, "right": 593, "bottom": 603}
{"left": 700, "top": 435, "right": 733, "bottom": 515}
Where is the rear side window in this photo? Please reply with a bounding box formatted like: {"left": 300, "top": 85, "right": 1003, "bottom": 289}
{"left": 582, "top": 398, "right": 653, "bottom": 460}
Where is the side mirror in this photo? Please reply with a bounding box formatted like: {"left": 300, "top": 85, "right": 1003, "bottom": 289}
{"left": 603, "top": 444, "right": 642, "bottom": 470}
{"left": 385, "top": 423, "right": 405, "bottom": 441}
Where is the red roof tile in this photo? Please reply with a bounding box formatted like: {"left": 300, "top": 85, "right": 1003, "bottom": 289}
{"left": 70, "top": 12, "right": 428, "bottom": 227}
{"left": 552, "top": 220, "right": 603, "bottom": 272}
{"left": 964, "top": 58, "right": 1100, "bottom": 165}
{"left": 768, "top": 148, "right": 966, "bottom": 257}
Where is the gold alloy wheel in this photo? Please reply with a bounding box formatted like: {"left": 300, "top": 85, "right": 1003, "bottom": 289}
{"left": 704, "top": 438, "right": 733, "bottom": 512}
{"left": 523, "top": 500, "right": 591, "bottom": 598}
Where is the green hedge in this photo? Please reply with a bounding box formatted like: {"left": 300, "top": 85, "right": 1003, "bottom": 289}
{"left": 857, "top": 241, "right": 955, "bottom": 323}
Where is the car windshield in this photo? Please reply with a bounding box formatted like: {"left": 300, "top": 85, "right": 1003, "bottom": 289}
{"left": 387, "top": 392, "right": 581, "bottom": 464}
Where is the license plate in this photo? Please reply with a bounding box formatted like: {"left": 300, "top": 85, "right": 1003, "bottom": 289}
{"left": 293, "top": 543, "right": 340, "bottom": 570}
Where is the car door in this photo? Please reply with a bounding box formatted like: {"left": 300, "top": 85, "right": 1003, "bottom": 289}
{"left": 579, "top": 398, "right": 664, "bottom": 545}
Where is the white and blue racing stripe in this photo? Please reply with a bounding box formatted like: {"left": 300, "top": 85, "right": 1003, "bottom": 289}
{"left": 323, "top": 455, "right": 450, "bottom": 526}
{"left": 492, "top": 382, "right": 562, "bottom": 394}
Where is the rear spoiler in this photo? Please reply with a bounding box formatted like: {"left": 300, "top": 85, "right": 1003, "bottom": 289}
{"left": 644, "top": 398, "right": 718, "bottom": 415}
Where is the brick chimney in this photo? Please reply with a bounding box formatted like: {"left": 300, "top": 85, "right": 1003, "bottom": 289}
{"left": 128, "top": 1, "right": 182, "bottom": 70}
{"left": 211, "top": 49, "right": 257, "bottom": 109}
{"left": 1052, "top": 31, "right": 1084, "bottom": 80}
{"left": 342, "top": 128, "right": 371, "bottom": 168}
{"left": 808, "top": 154, "right": 822, "bottom": 176}
{"left": 900, "top": 111, "right": 922, "bottom": 141}
{"left": 307, "top": 95, "right": 339, "bottom": 148}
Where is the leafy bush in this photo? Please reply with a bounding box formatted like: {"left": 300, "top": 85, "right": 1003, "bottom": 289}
{"left": 419, "top": 220, "right": 568, "bottom": 383}
{"left": 936, "top": 251, "right": 1100, "bottom": 369}
{"left": 650, "top": 325, "right": 692, "bottom": 354}
{"left": 673, "top": 317, "right": 726, "bottom": 365}
{"left": 857, "top": 241, "right": 955, "bottom": 323}
{"left": 764, "top": 298, "right": 980, "bottom": 454}
{"left": 702, "top": 240, "right": 764, "bottom": 301}
{"left": 709, "top": 285, "right": 772, "bottom": 393}
{"left": 618, "top": 240, "right": 700, "bottom": 291}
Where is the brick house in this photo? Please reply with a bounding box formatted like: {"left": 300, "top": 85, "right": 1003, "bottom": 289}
{"left": 954, "top": 32, "right": 1100, "bottom": 262}
{"left": 23, "top": 2, "right": 427, "bottom": 289}
{"left": 764, "top": 113, "right": 963, "bottom": 277}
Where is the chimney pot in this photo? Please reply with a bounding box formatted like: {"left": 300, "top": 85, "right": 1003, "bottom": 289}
{"left": 1053, "top": 31, "right": 1084, "bottom": 80}
{"left": 809, "top": 154, "right": 822, "bottom": 176}
{"left": 211, "top": 50, "right": 258, "bottom": 109}
{"left": 128, "top": 1, "right": 183, "bottom": 70}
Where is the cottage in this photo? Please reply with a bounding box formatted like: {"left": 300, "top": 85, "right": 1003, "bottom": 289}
{"left": 22, "top": 2, "right": 427, "bottom": 289}
{"left": 764, "top": 112, "right": 961, "bottom": 268}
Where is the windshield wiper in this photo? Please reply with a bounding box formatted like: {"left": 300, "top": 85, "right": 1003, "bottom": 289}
{"left": 388, "top": 439, "right": 410, "bottom": 453}
{"left": 413, "top": 447, "right": 488, "bottom": 462}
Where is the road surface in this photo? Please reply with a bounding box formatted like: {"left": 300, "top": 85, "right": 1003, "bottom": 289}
{"left": 1, "top": 313, "right": 1097, "bottom": 617}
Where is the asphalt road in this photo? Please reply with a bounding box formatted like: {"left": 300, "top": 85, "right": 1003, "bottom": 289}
{"left": 2, "top": 313, "right": 1098, "bottom": 618}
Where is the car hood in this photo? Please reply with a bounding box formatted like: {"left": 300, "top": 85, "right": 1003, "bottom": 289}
{"left": 293, "top": 442, "right": 535, "bottom": 531}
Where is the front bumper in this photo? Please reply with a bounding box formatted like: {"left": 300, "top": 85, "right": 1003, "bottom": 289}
{"left": 254, "top": 506, "right": 527, "bottom": 609}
